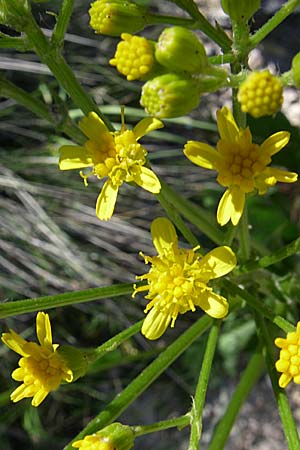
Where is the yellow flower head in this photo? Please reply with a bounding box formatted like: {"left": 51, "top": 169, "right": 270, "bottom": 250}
{"left": 59, "top": 112, "right": 163, "bottom": 220}
{"left": 275, "top": 323, "right": 300, "bottom": 389}
{"left": 184, "top": 107, "right": 298, "bottom": 226}
{"left": 110, "top": 33, "right": 157, "bottom": 81}
{"left": 2, "top": 312, "right": 73, "bottom": 407}
{"left": 133, "top": 217, "right": 236, "bottom": 340}
{"left": 73, "top": 423, "right": 134, "bottom": 450}
{"left": 238, "top": 70, "right": 283, "bottom": 118}
{"left": 72, "top": 434, "right": 113, "bottom": 450}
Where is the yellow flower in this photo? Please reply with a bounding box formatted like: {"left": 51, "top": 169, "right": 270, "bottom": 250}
{"left": 184, "top": 106, "right": 298, "bottom": 226}
{"left": 73, "top": 423, "right": 134, "bottom": 450}
{"left": 59, "top": 112, "right": 163, "bottom": 220}
{"left": 72, "top": 434, "right": 113, "bottom": 450}
{"left": 275, "top": 323, "right": 300, "bottom": 388}
{"left": 2, "top": 312, "right": 73, "bottom": 406}
{"left": 133, "top": 217, "right": 236, "bottom": 340}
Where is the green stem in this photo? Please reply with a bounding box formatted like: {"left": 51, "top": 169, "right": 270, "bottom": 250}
{"left": 146, "top": 13, "right": 232, "bottom": 51}
{"left": 132, "top": 414, "right": 190, "bottom": 437}
{"left": 87, "top": 320, "right": 143, "bottom": 364}
{"left": 189, "top": 321, "right": 220, "bottom": 450}
{"left": 208, "top": 54, "right": 235, "bottom": 65}
{"left": 238, "top": 204, "right": 250, "bottom": 262}
{"left": 23, "top": 15, "right": 113, "bottom": 130}
{"left": 255, "top": 315, "right": 300, "bottom": 450}
{"left": 249, "top": 0, "right": 300, "bottom": 48}
{"left": 237, "top": 236, "right": 300, "bottom": 274}
{"left": 0, "top": 283, "right": 134, "bottom": 318}
{"left": 51, "top": 0, "right": 74, "bottom": 48}
{"left": 208, "top": 346, "right": 264, "bottom": 450}
{"left": 158, "top": 179, "right": 225, "bottom": 245}
{"left": 0, "top": 76, "right": 85, "bottom": 143}
{"left": 63, "top": 314, "right": 213, "bottom": 450}
{"left": 223, "top": 280, "right": 295, "bottom": 333}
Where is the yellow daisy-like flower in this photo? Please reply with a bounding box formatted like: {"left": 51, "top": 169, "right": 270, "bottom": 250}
{"left": 72, "top": 434, "right": 113, "bottom": 450}
{"left": 275, "top": 323, "right": 300, "bottom": 388}
{"left": 184, "top": 106, "right": 298, "bottom": 226}
{"left": 133, "top": 217, "right": 236, "bottom": 340}
{"left": 2, "top": 312, "right": 73, "bottom": 407}
{"left": 59, "top": 112, "right": 163, "bottom": 220}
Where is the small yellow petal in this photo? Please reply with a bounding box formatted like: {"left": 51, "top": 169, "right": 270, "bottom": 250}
{"left": 195, "top": 291, "right": 228, "bottom": 318}
{"left": 79, "top": 112, "right": 109, "bottom": 143}
{"left": 184, "top": 141, "right": 220, "bottom": 169}
{"left": 133, "top": 117, "right": 164, "bottom": 140}
{"left": 96, "top": 180, "right": 119, "bottom": 221}
{"left": 36, "top": 312, "right": 52, "bottom": 347}
{"left": 216, "top": 107, "right": 239, "bottom": 143}
{"left": 142, "top": 306, "right": 171, "bottom": 340}
{"left": 150, "top": 217, "right": 178, "bottom": 255}
{"left": 1, "top": 330, "right": 28, "bottom": 356}
{"left": 199, "top": 246, "right": 237, "bottom": 280}
{"left": 279, "top": 373, "right": 292, "bottom": 389}
{"left": 133, "top": 166, "right": 161, "bottom": 193}
{"left": 266, "top": 167, "right": 298, "bottom": 183}
{"left": 59, "top": 145, "right": 93, "bottom": 170}
{"left": 260, "top": 131, "right": 290, "bottom": 156}
{"left": 32, "top": 389, "right": 48, "bottom": 407}
{"left": 217, "top": 186, "right": 245, "bottom": 226}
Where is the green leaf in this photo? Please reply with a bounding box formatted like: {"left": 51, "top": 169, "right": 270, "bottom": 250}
{"left": 165, "top": 0, "right": 202, "bottom": 20}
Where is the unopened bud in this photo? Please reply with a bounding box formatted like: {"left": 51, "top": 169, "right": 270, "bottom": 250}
{"left": 72, "top": 423, "right": 134, "bottom": 450}
{"left": 58, "top": 345, "right": 90, "bottom": 381}
{"left": 291, "top": 52, "right": 300, "bottom": 87}
{"left": 221, "top": 0, "right": 261, "bottom": 22}
{"left": 89, "top": 0, "right": 147, "bottom": 36}
{"left": 155, "top": 26, "right": 208, "bottom": 74}
{"left": 140, "top": 73, "right": 201, "bottom": 118}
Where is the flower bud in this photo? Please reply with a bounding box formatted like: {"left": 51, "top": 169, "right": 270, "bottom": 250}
{"left": 89, "top": 0, "right": 147, "bottom": 36}
{"left": 221, "top": 0, "right": 261, "bottom": 22}
{"left": 291, "top": 52, "right": 300, "bottom": 87}
{"left": 237, "top": 70, "right": 283, "bottom": 118}
{"left": 110, "top": 33, "right": 164, "bottom": 81}
{"left": 140, "top": 73, "right": 201, "bottom": 118}
{"left": 155, "top": 26, "right": 208, "bottom": 74}
{"left": 57, "top": 345, "right": 90, "bottom": 381}
{"left": 72, "top": 423, "right": 135, "bottom": 450}
{"left": 0, "top": 0, "right": 31, "bottom": 30}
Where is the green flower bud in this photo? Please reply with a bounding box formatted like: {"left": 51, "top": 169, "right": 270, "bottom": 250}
{"left": 140, "top": 73, "right": 201, "bottom": 118}
{"left": 291, "top": 52, "right": 300, "bottom": 87}
{"left": 0, "top": 0, "right": 31, "bottom": 30}
{"left": 155, "top": 26, "right": 208, "bottom": 74}
{"left": 58, "top": 345, "right": 90, "bottom": 381}
{"left": 89, "top": 0, "right": 147, "bottom": 37}
{"left": 72, "top": 423, "right": 135, "bottom": 450}
{"left": 221, "top": 0, "right": 261, "bottom": 22}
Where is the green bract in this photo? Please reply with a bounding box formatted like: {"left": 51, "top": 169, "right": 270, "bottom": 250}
{"left": 155, "top": 26, "right": 208, "bottom": 74}
{"left": 291, "top": 52, "right": 300, "bottom": 87}
{"left": 140, "top": 72, "right": 201, "bottom": 118}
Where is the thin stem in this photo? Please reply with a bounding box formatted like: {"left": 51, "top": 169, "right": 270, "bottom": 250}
{"left": 208, "top": 54, "right": 235, "bottom": 65}
{"left": 132, "top": 414, "right": 190, "bottom": 437}
{"left": 249, "top": 0, "right": 300, "bottom": 48}
{"left": 0, "top": 283, "right": 134, "bottom": 318}
{"left": 223, "top": 280, "right": 295, "bottom": 334}
{"left": 237, "top": 236, "right": 300, "bottom": 274}
{"left": 255, "top": 315, "right": 300, "bottom": 450}
{"left": 63, "top": 315, "right": 213, "bottom": 450}
{"left": 158, "top": 178, "right": 225, "bottom": 245}
{"left": 238, "top": 204, "right": 250, "bottom": 263}
{"left": 23, "top": 15, "right": 113, "bottom": 130}
{"left": 208, "top": 345, "right": 264, "bottom": 450}
{"left": 51, "top": 0, "right": 74, "bottom": 48}
{"left": 189, "top": 321, "right": 220, "bottom": 450}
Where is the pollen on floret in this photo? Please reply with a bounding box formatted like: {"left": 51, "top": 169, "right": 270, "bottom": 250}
{"left": 110, "top": 33, "right": 156, "bottom": 81}
{"left": 275, "top": 322, "right": 300, "bottom": 388}
{"left": 238, "top": 70, "right": 283, "bottom": 118}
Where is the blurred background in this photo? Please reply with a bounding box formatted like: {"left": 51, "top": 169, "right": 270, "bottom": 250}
{"left": 1, "top": 1, "right": 300, "bottom": 448}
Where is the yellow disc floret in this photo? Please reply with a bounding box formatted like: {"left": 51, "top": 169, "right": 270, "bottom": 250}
{"left": 238, "top": 70, "right": 283, "bottom": 118}
{"left": 275, "top": 322, "right": 300, "bottom": 388}
{"left": 110, "top": 33, "right": 156, "bottom": 81}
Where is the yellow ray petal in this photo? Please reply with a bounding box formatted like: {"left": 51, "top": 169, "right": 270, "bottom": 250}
{"left": 267, "top": 167, "right": 298, "bottom": 183}
{"left": 79, "top": 112, "right": 109, "bottom": 143}
{"left": 96, "top": 180, "right": 119, "bottom": 220}
{"left": 199, "top": 246, "right": 236, "bottom": 280}
{"left": 142, "top": 306, "right": 171, "bottom": 340}
{"left": 133, "top": 166, "right": 161, "bottom": 193}
{"left": 216, "top": 107, "right": 239, "bottom": 143}
{"left": 32, "top": 389, "right": 48, "bottom": 407}
{"left": 36, "top": 312, "right": 52, "bottom": 347}
{"left": 217, "top": 186, "right": 245, "bottom": 226}
{"left": 195, "top": 291, "right": 228, "bottom": 318}
{"left": 1, "top": 330, "right": 28, "bottom": 356}
{"left": 59, "top": 145, "right": 93, "bottom": 170}
{"left": 151, "top": 217, "right": 178, "bottom": 255}
{"left": 133, "top": 117, "right": 164, "bottom": 140}
{"left": 260, "top": 131, "right": 290, "bottom": 156}
{"left": 184, "top": 141, "right": 220, "bottom": 169}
